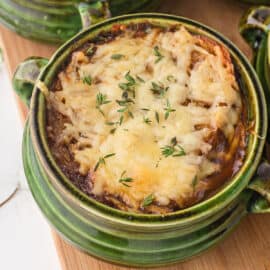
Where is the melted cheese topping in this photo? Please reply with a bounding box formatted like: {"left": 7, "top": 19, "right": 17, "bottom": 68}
{"left": 46, "top": 26, "right": 242, "bottom": 211}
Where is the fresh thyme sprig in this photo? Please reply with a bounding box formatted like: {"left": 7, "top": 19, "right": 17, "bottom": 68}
{"left": 153, "top": 46, "right": 164, "bottom": 63}
{"left": 161, "top": 145, "right": 175, "bottom": 157}
{"left": 116, "top": 98, "right": 135, "bottom": 107}
{"left": 164, "top": 99, "right": 176, "bottom": 120}
{"left": 161, "top": 137, "right": 186, "bottom": 158}
{"left": 115, "top": 91, "right": 135, "bottom": 123}
{"left": 106, "top": 115, "right": 124, "bottom": 134}
{"left": 150, "top": 82, "right": 169, "bottom": 97}
{"left": 118, "top": 170, "right": 134, "bottom": 187}
{"left": 119, "top": 71, "right": 136, "bottom": 98}
{"left": 142, "top": 194, "right": 154, "bottom": 207}
{"left": 94, "top": 153, "right": 116, "bottom": 172}
{"left": 96, "top": 93, "right": 111, "bottom": 115}
{"left": 82, "top": 75, "right": 92, "bottom": 86}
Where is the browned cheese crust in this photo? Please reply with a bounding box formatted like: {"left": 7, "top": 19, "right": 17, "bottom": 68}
{"left": 44, "top": 23, "right": 247, "bottom": 214}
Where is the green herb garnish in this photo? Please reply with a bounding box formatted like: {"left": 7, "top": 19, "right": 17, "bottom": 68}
{"left": 164, "top": 99, "right": 176, "bottom": 120}
{"left": 111, "top": 54, "right": 124, "bottom": 60}
{"left": 143, "top": 116, "right": 152, "bottom": 125}
{"left": 125, "top": 71, "right": 136, "bottom": 85}
{"left": 119, "top": 115, "right": 124, "bottom": 125}
{"left": 110, "top": 128, "right": 117, "bottom": 134}
{"left": 116, "top": 98, "right": 134, "bottom": 120}
{"left": 116, "top": 98, "right": 135, "bottom": 107}
{"left": 94, "top": 153, "right": 116, "bottom": 172}
{"left": 119, "top": 71, "right": 136, "bottom": 98}
{"left": 167, "top": 75, "right": 177, "bottom": 83}
{"left": 150, "top": 82, "right": 169, "bottom": 97}
{"left": 155, "top": 111, "right": 160, "bottom": 123}
{"left": 96, "top": 93, "right": 111, "bottom": 115}
{"left": 86, "top": 45, "right": 95, "bottom": 56}
{"left": 161, "top": 145, "right": 175, "bottom": 157}
{"left": 119, "top": 170, "right": 133, "bottom": 187}
{"left": 136, "top": 75, "right": 145, "bottom": 83}
{"left": 154, "top": 46, "right": 164, "bottom": 63}
{"left": 142, "top": 194, "right": 154, "bottom": 207}
{"left": 82, "top": 75, "right": 92, "bottom": 86}
{"left": 105, "top": 121, "right": 115, "bottom": 126}
{"left": 105, "top": 115, "right": 124, "bottom": 134}
{"left": 191, "top": 175, "right": 198, "bottom": 189}
{"left": 128, "top": 111, "right": 134, "bottom": 118}
{"left": 141, "top": 108, "right": 150, "bottom": 111}
{"left": 172, "top": 145, "right": 186, "bottom": 157}
{"left": 161, "top": 137, "right": 186, "bottom": 158}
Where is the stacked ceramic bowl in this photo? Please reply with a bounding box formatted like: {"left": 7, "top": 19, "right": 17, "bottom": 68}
{"left": 0, "top": 0, "right": 161, "bottom": 43}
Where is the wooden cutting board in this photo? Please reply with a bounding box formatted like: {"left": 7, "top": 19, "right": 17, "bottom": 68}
{"left": 1, "top": 0, "right": 270, "bottom": 269}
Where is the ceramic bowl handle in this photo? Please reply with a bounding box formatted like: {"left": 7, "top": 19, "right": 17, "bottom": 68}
{"left": 247, "top": 167, "right": 270, "bottom": 213}
{"left": 12, "top": 57, "right": 49, "bottom": 107}
{"left": 77, "top": 1, "right": 111, "bottom": 30}
{"left": 239, "top": 6, "right": 270, "bottom": 51}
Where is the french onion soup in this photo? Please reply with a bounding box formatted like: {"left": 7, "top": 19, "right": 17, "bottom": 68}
{"left": 42, "top": 23, "right": 247, "bottom": 214}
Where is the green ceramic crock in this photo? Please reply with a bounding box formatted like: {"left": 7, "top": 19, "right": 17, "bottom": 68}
{"left": 0, "top": 0, "right": 160, "bottom": 44}
{"left": 240, "top": 6, "right": 270, "bottom": 120}
{"left": 13, "top": 13, "right": 270, "bottom": 267}
{"left": 241, "top": 0, "right": 270, "bottom": 4}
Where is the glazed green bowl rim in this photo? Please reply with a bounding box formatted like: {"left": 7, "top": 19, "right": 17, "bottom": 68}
{"left": 29, "top": 13, "right": 267, "bottom": 224}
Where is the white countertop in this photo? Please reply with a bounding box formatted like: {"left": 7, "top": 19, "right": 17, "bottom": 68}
{"left": 0, "top": 62, "right": 61, "bottom": 270}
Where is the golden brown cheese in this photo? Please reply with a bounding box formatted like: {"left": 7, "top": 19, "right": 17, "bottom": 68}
{"left": 45, "top": 25, "right": 245, "bottom": 213}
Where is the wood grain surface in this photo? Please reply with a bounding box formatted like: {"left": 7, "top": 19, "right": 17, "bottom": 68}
{"left": 1, "top": 1, "right": 270, "bottom": 269}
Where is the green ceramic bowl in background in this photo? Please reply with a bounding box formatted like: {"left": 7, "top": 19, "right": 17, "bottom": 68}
{"left": 0, "top": 0, "right": 161, "bottom": 44}
{"left": 241, "top": 0, "right": 270, "bottom": 4}
{"left": 12, "top": 13, "right": 270, "bottom": 267}
{"left": 240, "top": 6, "right": 270, "bottom": 120}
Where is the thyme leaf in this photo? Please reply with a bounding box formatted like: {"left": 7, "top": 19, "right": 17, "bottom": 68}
{"left": 150, "top": 82, "right": 169, "bottom": 97}
{"left": 142, "top": 194, "right": 154, "bottom": 207}
{"left": 155, "top": 111, "right": 160, "bottom": 123}
{"left": 96, "top": 93, "right": 111, "bottom": 115}
{"left": 119, "top": 115, "right": 124, "bottom": 125}
{"left": 110, "top": 128, "right": 117, "bottom": 134}
{"left": 86, "top": 45, "right": 95, "bottom": 56}
{"left": 161, "top": 145, "right": 175, "bottom": 157}
{"left": 105, "top": 115, "right": 124, "bottom": 132}
{"left": 119, "top": 171, "right": 133, "bottom": 187}
{"left": 167, "top": 75, "right": 177, "bottom": 83}
{"left": 191, "top": 175, "right": 198, "bottom": 189}
{"left": 153, "top": 46, "right": 164, "bottom": 63}
{"left": 125, "top": 71, "right": 136, "bottom": 85}
{"left": 128, "top": 111, "right": 134, "bottom": 118}
{"left": 119, "top": 71, "right": 136, "bottom": 98}
{"left": 136, "top": 75, "right": 145, "bottom": 83}
{"left": 161, "top": 137, "right": 186, "bottom": 158}
{"left": 111, "top": 54, "right": 124, "bottom": 60}
{"left": 172, "top": 145, "right": 186, "bottom": 157}
{"left": 116, "top": 98, "right": 135, "bottom": 106}
{"left": 164, "top": 99, "right": 176, "bottom": 120}
{"left": 143, "top": 116, "right": 152, "bottom": 125}
{"left": 82, "top": 75, "right": 92, "bottom": 86}
{"left": 94, "top": 153, "right": 116, "bottom": 172}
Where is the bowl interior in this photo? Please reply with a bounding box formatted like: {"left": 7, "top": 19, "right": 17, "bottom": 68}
{"left": 29, "top": 13, "right": 267, "bottom": 223}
